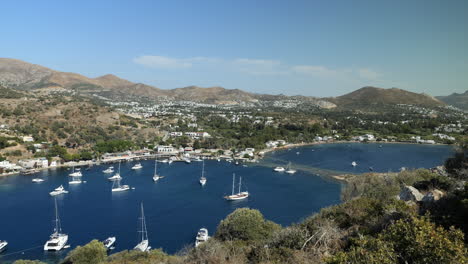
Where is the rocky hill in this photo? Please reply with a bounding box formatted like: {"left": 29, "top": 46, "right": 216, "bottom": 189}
{"left": 327, "top": 86, "right": 445, "bottom": 108}
{"left": 437, "top": 91, "right": 468, "bottom": 110}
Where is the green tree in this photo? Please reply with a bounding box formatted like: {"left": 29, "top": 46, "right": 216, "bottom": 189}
{"left": 65, "top": 240, "right": 107, "bottom": 264}
{"left": 215, "top": 208, "right": 281, "bottom": 241}
{"left": 13, "top": 260, "right": 47, "bottom": 264}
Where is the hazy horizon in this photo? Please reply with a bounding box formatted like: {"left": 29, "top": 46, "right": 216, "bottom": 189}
{"left": 1, "top": 0, "right": 467, "bottom": 97}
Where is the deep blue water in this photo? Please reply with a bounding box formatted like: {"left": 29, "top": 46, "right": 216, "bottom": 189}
{"left": 0, "top": 143, "right": 454, "bottom": 263}
{"left": 267, "top": 143, "right": 455, "bottom": 174}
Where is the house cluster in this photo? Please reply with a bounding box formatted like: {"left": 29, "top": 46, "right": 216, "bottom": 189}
{"left": 412, "top": 136, "right": 436, "bottom": 144}
{"left": 265, "top": 140, "right": 287, "bottom": 148}
{"left": 0, "top": 160, "right": 22, "bottom": 174}
{"left": 17, "top": 158, "right": 57, "bottom": 169}
{"left": 435, "top": 123, "right": 464, "bottom": 133}
{"left": 432, "top": 133, "right": 456, "bottom": 141}
{"left": 169, "top": 131, "right": 211, "bottom": 139}
{"left": 352, "top": 134, "right": 376, "bottom": 142}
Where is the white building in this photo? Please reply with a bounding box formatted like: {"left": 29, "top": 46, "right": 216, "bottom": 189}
{"left": 22, "top": 136, "right": 34, "bottom": 142}
{"left": 156, "top": 145, "right": 175, "bottom": 153}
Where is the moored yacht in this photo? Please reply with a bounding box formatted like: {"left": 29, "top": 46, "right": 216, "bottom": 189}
{"left": 274, "top": 166, "right": 285, "bottom": 172}
{"left": 199, "top": 160, "right": 207, "bottom": 186}
{"left": 32, "top": 178, "right": 45, "bottom": 183}
{"left": 152, "top": 159, "right": 165, "bottom": 182}
{"left": 108, "top": 162, "right": 122, "bottom": 181}
{"left": 224, "top": 174, "right": 249, "bottom": 201}
{"left": 195, "top": 228, "right": 209, "bottom": 247}
{"left": 103, "top": 166, "right": 114, "bottom": 174}
{"left": 69, "top": 167, "right": 82, "bottom": 177}
{"left": 285, "top": 162, "right": 297, "bottom": 174}
{"left": 351, "top": 161, "right": 357, "bottom": 167}
{"left": 69, "top": 174, "right": 82, "bottom": 184}
{"left": 44, "top": 198, "right": 68, "bottom": 251}
{"left": 111, "top": 178, "right": 130, "bottom": 192}
{"left": 49, "top": 185, "right": 68, "bottom": 196}
{"left": 102, "top": 237, "right": 116, "bottom": 251}
{"left": 132, "top": 163, "right": 143, "bottom": 170}
{"left": 134, "top": 203, "right": 150, "bottom": 252}
{"left": 0, "top": 240, "right": 7, "bottom": 253}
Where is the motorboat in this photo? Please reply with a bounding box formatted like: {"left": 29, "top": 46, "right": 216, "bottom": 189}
{"left": 199, "top": 160, "right": 207, "bottom": 186}
{"left": 132, "top": 163, "right": 143, "bottom": 170}
{"left": 103, "top": 166, "right": 114, "bottom": 174}
{"left": 69, "top": 167, "right": 82, "bottom": 177}
{"left": 134, "top": 203, "right": 150, "bottom": 252}
{"left": 32, "top": 178, "right": 45, "bottom": 183}
{"left": 102, "top": 237, "right": 116, "bottom": 251}
{"left": 44, "top": 198, "right": 68, "bottom": 251}
{"left": 184, "top": 158, "right": 191, "bottom": 164}
{"left": 153, "top": 159, "right": 165, "bottom": 182}
{"left": 49, "top": 185, "right": 68, "bottom": 196}
{"left": 224, "top": 174, "right": 249, "bottom": 201}
{"left": 274, "top": 167, "right": 285, "bottom": 172}
{"left": 285, "top": 162, "right": 297, "bottom": 174}
{"left": 69, "top": 175, "right": 82, "bottom": 184}
{"left": 160, "top": 159, "right": 169, "bottom": 163}
{"left": 195, "top": 228, "right": 209, "bottom": 247}
{"left": 0, "top": 240, "right": 7, "bottom": 253}
{"left": 351, "top": 161, "right": 357, "bottom": 167}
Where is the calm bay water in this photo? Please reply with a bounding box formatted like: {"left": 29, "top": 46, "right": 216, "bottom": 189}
{"left": 0, "top": 143, "right": 454, "bottom": 263}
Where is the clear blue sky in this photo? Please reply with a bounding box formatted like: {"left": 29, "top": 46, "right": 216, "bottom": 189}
{"left": 1, "top": 0, "right": 467, "bottom": 96}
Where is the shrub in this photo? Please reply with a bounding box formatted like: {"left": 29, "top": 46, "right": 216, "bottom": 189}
{"left": 64, "top": 240, "right": 107, "bottom": 264}
{"left": 215, "top": 208, "right": 281, "bottom": 242}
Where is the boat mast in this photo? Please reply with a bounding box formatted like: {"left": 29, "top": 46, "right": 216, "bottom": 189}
{"left": 118, "top": 161, "right": 121, "bottom": 175}
{"left": 238, "top": 176, "right": 242, "bottom": 194}
{"left": 201, "top": 160, "right": 205, "bottom": 178}
{"left": 231, "top": 174, "right": 235, "bottom": 195}
{"left": 139, "top": 203, "right": 148, "bottom": 241}
{"left": 154, "top": 159, "right": 157, "bottom": 176}
{"left": 54, "top": 198, "right": 61, "bottom": 234}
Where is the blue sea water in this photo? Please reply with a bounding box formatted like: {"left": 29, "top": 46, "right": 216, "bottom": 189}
{"left": 0, "top": 143, "right": 454, "bottom": 263}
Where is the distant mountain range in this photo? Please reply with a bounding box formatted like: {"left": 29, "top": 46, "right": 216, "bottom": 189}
{"left": 436, "top": 91, "right": 468, "bottom": 110}
{"left": 0, "top": 58, "right": 454, "bottom": 109}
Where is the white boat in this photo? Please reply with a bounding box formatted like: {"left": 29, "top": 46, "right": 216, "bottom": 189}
{"left": 69, "top": 167, "right": 82, "bottom": 177}
{"left": 0, "top": 240, "right": 7, "bottom": 253}
{"left": 152, "top": 159, "right": 165, "bottom": 182}
{"left": 194, "top": 157, "right": 203, "bottom": 162}
{"left": 44, "top": 198, "right": 68, "bottom": 251}
{"left": 69, "top": 174, "right": 82, "bottom": 184}
{"left": 32, "top": 178, "right": 45, "bottom": 183}
{"left": 103, "top": 166, "right": 114, "bottom": 174}
{"left": 160, "top": 159, "right": 169, "bottom": 163}
{"left": 351, "top": 161, "right": 357, "bottom": 167}
{"left": 108, "top": 162, "right": 122, "bottom": 181}
{"left": 49, "top": 185, "right": 68, "bottom": 196}
{"left": 102, "top": 237, "right": 116, "bottom": 250}
{"left": 274, "top": 167, "right": 285, "bottom": 172}
{"left": 224, "top": 174, "right": 249, "bottom": 201}
{"left": 199, "top": 160, "right": 207, "bottom": 186}
{"left": 132, "top": 163, "right": 143, "bottom": 170}
{"left": 217, "top": 158, "right": 221, "bottom": 162}
{"left": 111, "top": 178, "right": 130, "bottom": 192}
{"left": 195, "top": 228, "right": 209, "bottom": 247}
{"left": 184, "top": 158, "right": 191, "bottom": 164}
{"left": 285, "top": 162, "right": 297, "bottom": 174}
{"left": 134, "top": 203, "right": 150, "bottom": 252}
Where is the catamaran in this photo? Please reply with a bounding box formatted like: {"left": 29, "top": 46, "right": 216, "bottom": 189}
{"left": 152, "top": 159, "right": 164, "bottom": 182}
{"left": 102, "top": 237, "right": 116, "bottom": 251}
{"left": 103, "top": 166, "right": 114, "bottom": 174}
{"left": 285, "top": 162, "right": 297, "bottom": 174}
{"left": 134, "top": 203, "right": 151, "bottom": 252}
{"left": 44, "top": 198, "right": 68, "bottom": 251}
{"left": 49, "top": 185, "right": 68, "bottom": 196}
{"left": 132, "top": 163, "right": 143, "bottom": 170}
{"left": 108, "top": 162, "right": 122, "bottom": 181}
{"left": 0, "top": 240, "right": 7, "bottom": 253}
{"left": 195, "top": 228, "right": 209, "bottom": 247}
{"left": 274, "top": 166, "right": 285, "bottom": 172}
{"left": 224, "top": 174, "right": 249, "bottom": 201}
{"left": 69, "top": 167, "right": 82, "bottom": 177}
{"left": 199, "top": 160, "right": 207, "bottom": 186}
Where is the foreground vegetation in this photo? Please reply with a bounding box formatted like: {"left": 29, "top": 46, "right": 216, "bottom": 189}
{"left": 12, "top": 145, "right": 468, "bottom": 264}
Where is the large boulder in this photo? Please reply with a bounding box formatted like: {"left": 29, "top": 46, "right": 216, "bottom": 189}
{"left": 399, "top": 185, "right": 424, "bottom": 202}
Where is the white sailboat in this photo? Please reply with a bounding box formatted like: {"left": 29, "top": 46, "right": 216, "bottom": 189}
{"left": 224, "top": 174, "right": 249, "bottom": 201}
{"left": 195, "top": 228, "right": 209, "bottom": 247}
{"left": 132, "top": 162, "right": 143, "bottom": 170}
{"left": 0, "top": 240, "right": 8, "bottom": 253}
{"left": 152, "top": 159, "right": 164, "bottom": 182}
{"left": 103, "top": 166, "right": 114, "bottom": 174}
{"left": 111, "top": 177, "right": 130, "bottom": 192}
{"left": 49, "top": 185, "right": 68, "bottom": 196}
{"left": 134, "top": 203, "right": 150, "bottom": 252}
{"left": 285, "top": 162, "right": 297, "bottom": 174}
{"left": 44, "top": 198, "right": 68, "bottom": 251}
{"left": 32, "top": 178, "right": 45, "bottom": 183}
{"left": 69, "top": 174, "right": 82, "bottom": 184}
{"left": 108, "top": 162, "right": 122, "bottom": 181}
{"left": 69, "top": 167, "right": 82, "bottom": 177}
{"left": 199, "top": 160, "right": 207, "bottom": 186}
{"left": 274, "top": 166, "right": 285, "bottom": 172}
